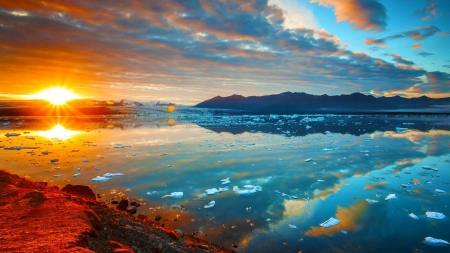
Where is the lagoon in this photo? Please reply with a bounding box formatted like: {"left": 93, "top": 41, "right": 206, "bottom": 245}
{"left": 1, "top": 111, "right": 450, "bottom": 252}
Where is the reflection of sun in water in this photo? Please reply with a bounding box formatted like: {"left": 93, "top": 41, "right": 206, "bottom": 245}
{"left": 167, "top": 118, "right": 176, "bottom": 125}
{"left": 37, "top": 124, "right": 80, "bottom": 140}
{"left": 33, "top": 88, "right": 79, "bottom": 105}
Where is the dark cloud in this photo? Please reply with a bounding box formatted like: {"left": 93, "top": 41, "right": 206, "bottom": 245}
{"left": 364, "top": 25, "right": 441, "bottom": 47}
{"left": 424, "top": 71, "right": 450, "bottom": 93}
{"left": 390, "top": 54, "right": 414, "bottom": 65}
{"left": 417, "top": 51, "right": 435, "bottom": 57}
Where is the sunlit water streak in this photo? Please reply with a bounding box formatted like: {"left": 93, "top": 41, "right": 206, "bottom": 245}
{"left": 1, "top": 114, "right": 449, "bottom": 252}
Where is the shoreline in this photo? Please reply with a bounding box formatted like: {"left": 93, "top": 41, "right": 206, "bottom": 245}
{"left": 0, "top": 170, "right": 236, "bottom": 253}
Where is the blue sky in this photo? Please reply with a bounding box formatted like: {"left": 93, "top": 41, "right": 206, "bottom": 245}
{"left": 0, "top": 0, "right": 449, "bottom": 104}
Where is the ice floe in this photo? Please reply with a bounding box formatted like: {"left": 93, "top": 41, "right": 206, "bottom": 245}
{"left": 424, "top": 237, "right": 450, "bottom": 246}
{"left": 320, "top": 217, "right": 340, "bottom": 228}
{"left": 366, "top": 199, "right": 379, "bottom": 204}
{"left": 204, "top": 200, "right": 215, "bottom": 208}
{"left": 161, "top": 192, "right": 183, "bottom": 198}
{"left": 221, "top": 178, "right": 231, "bottom": 185}
{"left": 233, "top": 185, "right": 262, "bottom": 195}
{"left": 422, "top": 166, "right": 439, "bottom": 171}
{"left": 426, "top": 212, "right": 446, "bottom": 220}
{"left": 73, "top": 173, "right": 80, "bottom": 177}
{"left": 205, "top": 188, "right": 219, "bottom": 195}
{"left": 435, "top": 189, "right": 446, "bottom": 193}
{"left": 385, "top": 194, "right": 398, "bottom": 201}
{"left": 92, "top": 176, "right": 109, "bottom": 182}
{"left": 288, "top": 224, "right": 298, "bottom": 229}
{"left": 409, "top": 213, "right": 419, "bottom": 220}
{"left": 103, "top": 173, "right": 124, "bottom": 177}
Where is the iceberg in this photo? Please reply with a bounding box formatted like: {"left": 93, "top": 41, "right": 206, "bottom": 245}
{"left": 204, "top": 200, "right": 215, "bottom": 208}
{"left": 305, "top": 158, "right": 312, "bottom": 162}
{"left": 435, "top": 189, "right": 446, "bottom": 193}
{"left": 409, "top": 213, "right": 419, "bottom": 220}
{"left": 73, "top": 173, "right": 80, "bottom": 177}
{"left": 385, "top": 194, "right": 398, "bottom": 201}
{"left": 92, "top": 176, "right": 109, "bottom": 182}
{"left": 288, "top": 224, "right": 298, "bottom": 229}
{"left": 161, "top": 192, "right": 183, "bottom": 198}
{"left": 426, "top": 212, "right": 446, "bottom": 220}
{"left": 320, "top": 217, "right": 340, "bottom": 228}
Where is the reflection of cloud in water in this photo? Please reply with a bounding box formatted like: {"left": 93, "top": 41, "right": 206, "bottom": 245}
{"left": 304, "top": 201, "right": 366, "bottom": 237}
{"left": 364, "top": 181, "right": 389, "bottom": 190}
{"left": 314, "top": 184, "right": 341, "bottom": 200}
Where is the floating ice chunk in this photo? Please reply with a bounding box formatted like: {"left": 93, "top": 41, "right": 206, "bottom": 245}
{"left": 341, "top": 230, "right": 347, "bottom": 235}
{"left": 5, "top": 133, "right": 20, "bottom": 137}
{"left": 424, "top": 237, "right": 450, "bottom": 246}
{"left": 305, "top": 158, "right": 312, "bottom": 162}
{"left": 320, "top": 217, "right": 340, "bottom": 228}
{"left": 103, "top": 173, "right": 124, "bottom": 177}
{"left": 146, "top": 191, "right": 156, "bottom": 195}
{"left": 288, "top": 224, "right": 298, "bottom": 229}
{"left": 53, "top": 174, "right": 63, "bottom": 178}
{"left": 218, "top": 187, "right": 228, "bottom": 193}
{"left": 82, "top": 159, "right": 89, "bottom": 162}
{"left": 317, "top": 179, "right": 325, "bottom": 182}
{"left": 222, "top": 179, "right": 231, "bottom": 185}
{"left": 243, "top": 185, "right": 255, "bottom": 189}
{"left": 409, "top": 213, "right": 419, "bottom": 220}
{"left": 73, "top": 173, "right": 80, "bottom": 177}
{"left": 366, "top": 199, "right": 379, "bottom": 204}
{"left": 422, "top": 166, "right": 439, "bottom": 171}
{"left": 426, "top": 212, "right": 446, "bottom": 220}
{"left": 266, "top": 218, "right": 271, "bottom": 222}
{"left": 396, "top": 127, "right": 408, "bottom": 132}
{"left": 205, "top": 188, "right": 219, "bottom": 195}
{"left": 204, "top": 200, "right": 215, "bottom": 208}
{"left": 385, "top": 194, "right": 398, "bottom": 201}
{"left": 435, "top": 189, "right": 446, "bottom": 193}
{"left": 161, "top": 192, "right": 183, "bottom": 198}
{"left": 233, "top": 185, "right": 261, "bottom": 195}
{"left": 92, "top": 176, "right": 109, "bottom": 182}
{"left": 75, "top": 168, "right": 81, "bottom": 171}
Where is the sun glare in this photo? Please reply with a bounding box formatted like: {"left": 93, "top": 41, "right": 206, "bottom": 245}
{"left": 37, "top": 124, "right": 80, "bottom": 140}
{"left": 34, "top": 88, "right": 79, "bottom": 105}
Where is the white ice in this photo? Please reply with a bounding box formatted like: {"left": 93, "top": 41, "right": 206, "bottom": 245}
{"left": 161, "top": 192, "right": 183, "bottom": 198}
{"left": 204, "top": 200, "right": 215, "bottom": 208}
{"left": 320, "top": 217, "right": 340, "bottom": 228}
{"left": 288, "top": 224, "right": 298, "bottom": 229}
{"left": 426, "top": 211, "right": 446, "bottom": 220}
{"left": 366, "top": 199, "right": 379, "bottom": 204}
{"left": 435, "top": 189, "right": 446, "bottom": 193}
{"left": 424, "top": 237, "right": 450, "bottom": 246}
{"left": 385, "top": 193, "right": 398, "bottom": 201}
{"left": 103, "top": 173, "right": 124, "bottom": 177}
{"left": 409, "top": 213, "right": 419, "bottom": 220}
{"left": 92, "top": 176, "right": 109, "bottom": 182}
{"left": 205, "top": 188, "right": 219, "bottom": 195}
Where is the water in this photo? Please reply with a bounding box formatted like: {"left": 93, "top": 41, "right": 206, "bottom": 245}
{"left": 1, "top": 111, "right": 450, "bottom": 252}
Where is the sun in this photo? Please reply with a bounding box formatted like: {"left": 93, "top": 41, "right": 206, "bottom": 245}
{"left": 34, "top": 88, "right": 79, "bottom": 105}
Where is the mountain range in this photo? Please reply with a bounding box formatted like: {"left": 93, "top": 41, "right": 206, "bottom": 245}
{"left": 195, "top": 92, "right": 450, "bottom": 113}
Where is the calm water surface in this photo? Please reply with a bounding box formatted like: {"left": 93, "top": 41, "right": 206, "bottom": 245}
{"left": 1, "top": 111, "right": 450, "bottom": 253}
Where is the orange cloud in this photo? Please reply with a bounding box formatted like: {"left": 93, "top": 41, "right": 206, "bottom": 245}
{"left": 304, "top": 201, "right": 366, "bottom": 237}
{"left": 364, "top": 38, "right": 387, "bottom": 47}
{"left": 311, "top": 0, "right": 387, "bottom": 31}
{"left": 315, "top": 184, "right": 341, "bottom": 200}
{"left": 412, "top": 43, "right": 422, "bottom": 49}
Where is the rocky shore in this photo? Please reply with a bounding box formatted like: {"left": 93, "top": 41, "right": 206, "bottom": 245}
{"left": 0, "top": 170, "right": 236, "bottom": 253}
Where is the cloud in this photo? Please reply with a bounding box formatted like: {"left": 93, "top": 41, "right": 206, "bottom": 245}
{"left": 438, "top": 32, "right": 450, "bottom": 36}
{"left": 412, "top": 42, "right": 422, "bottom": 49}
{"left": 443, "top": 65, "right": 450, "bottom": 68}
{"left": 0, "top": 0, "right": 435, "bottom": 103}
{"left": 364, "top": 25, "right": 441, "bottom": 47}
{"left": 364, "top": 38, "right": 387, "bottom": 47}
{"left": 390, "top": 54, "right": 414, "bottom": 65}
{"left": 414, "top": 1, "right": 438, "bottom": 19}
{"left": 417, "top": 51, "right": 435, "bottom": 57}
{"left": 310, "top": 0, "right": 387, "bottom": 31}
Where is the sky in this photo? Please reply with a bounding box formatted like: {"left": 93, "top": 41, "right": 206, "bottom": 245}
{"left": 0, "top": 0, "right": 449, "bottom": 105}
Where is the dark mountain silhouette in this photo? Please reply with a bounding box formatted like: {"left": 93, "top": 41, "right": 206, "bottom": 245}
{"left": 195, "top": 92, "right": 450, "bottom": 113}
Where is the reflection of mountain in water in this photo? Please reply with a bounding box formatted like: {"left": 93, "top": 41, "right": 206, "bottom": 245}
{"left": 194, "top": 114, "right": 450, "bottom": 137}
